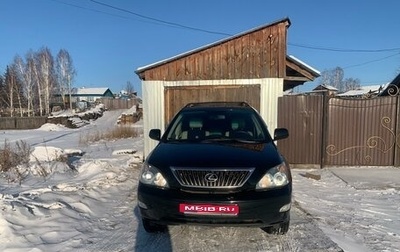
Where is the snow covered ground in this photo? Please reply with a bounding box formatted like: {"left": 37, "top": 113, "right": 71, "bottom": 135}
{"left": 0, "top": 109, "right": 399, "bottom": 252}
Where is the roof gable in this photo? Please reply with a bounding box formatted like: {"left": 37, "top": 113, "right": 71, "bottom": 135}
{"left": 135, "top": 18, "right": 291, "bottom": 81}
{"left": 135, "top": 17, "right": 319, "bottom": 89}
{"left": 136, "top": 17, "right": 291, "bottom": 74}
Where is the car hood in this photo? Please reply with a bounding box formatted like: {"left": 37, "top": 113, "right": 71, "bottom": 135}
{"left": 148, "top": 141, "right": 283, "bottom": 168}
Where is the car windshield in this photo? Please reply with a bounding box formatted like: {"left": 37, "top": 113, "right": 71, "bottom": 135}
{"left": 164, "top": 109, "right": 270, "bottom": 143}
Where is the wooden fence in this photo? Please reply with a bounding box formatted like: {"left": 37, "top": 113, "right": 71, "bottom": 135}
{"left": 277, "top": 94, "right": 400, "bottom": 167}
{"left": 0, "top": 117, "right": 48, "bottom": 130}
{"left": 99, "top": 98, "right": 138, "bottom": 110}
{"left": 0, "top": 98, "right": 140, "bottom": 130}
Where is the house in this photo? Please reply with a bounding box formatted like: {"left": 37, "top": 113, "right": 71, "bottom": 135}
{"left": 324, "top": 73, "right": 400, "bottom": 98}
{"left": 72, "top": 87, "right": 114, "bottom": 103}
{"left": 312, "top": 84, "right": 338, "bottom": 96}
{"left": 51, "top": 87, "right": 114, "bottom": 111}
{"left": 135, "top": 17, "right": 320, "bottom": 157}
{"left": 336, "top": 85, "right": 384, "bottom": 98}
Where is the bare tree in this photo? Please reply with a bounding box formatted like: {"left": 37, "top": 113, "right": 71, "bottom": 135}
{"left": 36, "top": 47, "right": 55, "bottom": 115}
{"left": 125, "top": 81, "right": 135, "bottom": 96}
{"left": 3, "top": 65, "right": 22, "bottom": 117}
{"left": 56, "top": 49, "right": 75, "bottom": 110}
{"left": 0, "top": 73, "right": 4, "bottom": 110}
{"left": 343, "top": 77, "right": 361, "bottom": 91}
{"left": 318, "top": 67, "right": 362, "bottom": 92}
{"left": 31, "top": 53, "right": 43, "bottom": 116}
{"left": 10, "top": 56, "right": 26, "bottom": 117}
{"left": 25, "top": 51, "right": 36, "bottom": 116}
{"left": 319, "top": 67, "right": 344, "bottom": 92}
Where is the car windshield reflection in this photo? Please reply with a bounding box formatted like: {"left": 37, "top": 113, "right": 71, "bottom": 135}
{"left": 164, "top": 110, "right": 269, "bottom": 143}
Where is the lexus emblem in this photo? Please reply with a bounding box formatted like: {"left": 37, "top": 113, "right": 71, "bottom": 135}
{"left": 204, "top": 173, "right": 218, "bottom": 182}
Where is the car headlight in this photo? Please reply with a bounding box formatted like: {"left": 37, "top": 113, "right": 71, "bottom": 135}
{"left": 139, "top": 162, "right": 169, "bottom": 188}
{"left": 256, "top": 162, "right": 290, "bottom": 190}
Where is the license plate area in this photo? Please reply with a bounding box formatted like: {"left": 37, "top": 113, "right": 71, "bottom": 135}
{"left": 179, "top": 203, "right": 239, "bottom": 216}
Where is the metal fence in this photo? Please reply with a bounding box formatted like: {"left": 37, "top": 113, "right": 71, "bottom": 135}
{"left": 277, "top": 95, "right": 400, "bottom": 167}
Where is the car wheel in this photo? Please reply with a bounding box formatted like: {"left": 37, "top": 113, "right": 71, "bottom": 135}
{"left": 261, "top": 220, "right": 290, "bottom": 235}
{"left": 142, "top": 218, "right": 168, "bottom": 233}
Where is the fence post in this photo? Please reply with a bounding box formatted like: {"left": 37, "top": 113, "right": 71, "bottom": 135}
{"left": 394, "top": 96, "right": 400, "bottom": 167}
{"left": 320, "top": 93, "right": 330, "bottom": 169}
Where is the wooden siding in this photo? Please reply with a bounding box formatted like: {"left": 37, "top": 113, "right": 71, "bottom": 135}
{"left": 138, "top": 21, "right": 288, "bottom": 81}
{"left": 164, "top": 85, "right": 261, "bottom": 124}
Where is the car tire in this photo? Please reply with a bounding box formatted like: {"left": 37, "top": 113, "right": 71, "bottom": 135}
{"left": 261, "top": 220, "right": 290, "bottom": 235}
{"left": 142, "top": 218, "right": 168, "bottom": 233}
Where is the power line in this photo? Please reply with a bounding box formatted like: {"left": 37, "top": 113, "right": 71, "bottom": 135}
{"left": 288, "top": 43, "right": 400, "bottom": 53}
{"left": 50, "top": 0, "right": 400, "bottom": 70}
{"left": 89, "top": 0, "right": 231, "bottom": 36}
{"left": 53, "top": 0, "right": 400, "bottom": 54}
{"left": 49, "top": 0, "right": 174, "bottom": 27}
{"left": 50, "top": 0, "right": 130, "bottom": 20}
{"left": 343, "top": 52, "right": 400, "bottom": 69}
{"left": 90, "top": 0, "right": 400, "bottom": 54}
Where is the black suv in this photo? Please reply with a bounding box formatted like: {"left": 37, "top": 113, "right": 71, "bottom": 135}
{"left": 137, "top": 102, "right": 291, "bottom": 234}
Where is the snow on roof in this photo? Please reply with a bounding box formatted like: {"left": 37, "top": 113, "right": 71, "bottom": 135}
{"left": 77, "top": 87, "right": 110, "bottom": 95}
{"left": 287, "top": 55, "right": 320, "bottom": 76}
{"left": 337, "top": 85, "right": 384, "bottom": 97}
{"left": 313, "top": 84, "right": 338, "bottom": 91}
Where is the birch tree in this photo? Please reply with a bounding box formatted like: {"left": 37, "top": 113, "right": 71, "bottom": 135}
{"left": 0, "top": 72, "right": 6, "bottom": 111}
{"left": 31, "top": 53, "right": 43, "bottom": 116}
{"left": 25, "top": 52, "right": 36, "bottom": 116}
{"left": 319, "top": 67, "right": 360, "bottom": 92}
{"left": 36, "top": 47, "right": 54, "bottom": 115}
{"left": 10, "top": 56, "right": 25, "bottom": 117}
{"left": 56, "top": 49, "right": 75, "bottom": 110}
{"left": 3, "top": 65, "right": 20, "bottom": 117}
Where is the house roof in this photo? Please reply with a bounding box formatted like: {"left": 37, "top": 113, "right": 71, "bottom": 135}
{"left": 337, "top": 85, "right": 385, "bottom": 97}
{"left": 287, "top": 55, "right": 320, "bottom": 77}
{"left": 379, "top": 73, "right": 400, "bottom": 96}
{"left": 135, "top": 17, "right": 292, "bottom": 74}
{"left": 313, "top": 84, "right": 338, "bottom": 91}
{"left": 337, "top": 72, "right": 400, "bottom": 97}
{"left": 76, "top": 87, "right": 112, "bottom": 96}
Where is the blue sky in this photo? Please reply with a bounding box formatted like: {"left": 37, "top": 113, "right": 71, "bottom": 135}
{"left": 1, "top": 0, "right": 399, "bottom": 96}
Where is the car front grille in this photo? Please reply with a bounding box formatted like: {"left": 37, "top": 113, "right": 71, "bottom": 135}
{"left": 171, "top": 167, "right": 255, "bottom": 189}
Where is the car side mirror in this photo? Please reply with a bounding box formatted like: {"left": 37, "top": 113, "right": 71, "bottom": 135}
{"left": 149, "top": 129, "right": 161, "bottom": 141}
{"left": 273, "top": 128, "right": 288, "bottom": 141}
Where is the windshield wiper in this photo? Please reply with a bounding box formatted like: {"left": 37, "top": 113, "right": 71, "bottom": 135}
{"left": 203, "top": 138, "right": 266, "bottom": 144}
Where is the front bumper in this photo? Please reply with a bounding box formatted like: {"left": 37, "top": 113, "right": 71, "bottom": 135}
{"left": 137, "top": 183, "right": 291, "bottom": 227}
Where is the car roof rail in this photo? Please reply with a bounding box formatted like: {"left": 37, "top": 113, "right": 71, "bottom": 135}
{"left": 185, "top": 101, "right": 250, "bottom": 108}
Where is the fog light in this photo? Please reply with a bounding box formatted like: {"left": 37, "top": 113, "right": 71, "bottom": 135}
{"left": 138, "top": 201, "right": 148, "bottom": 209}
{"left": 279, "top": 203, "right": 291, "bottom": 212}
